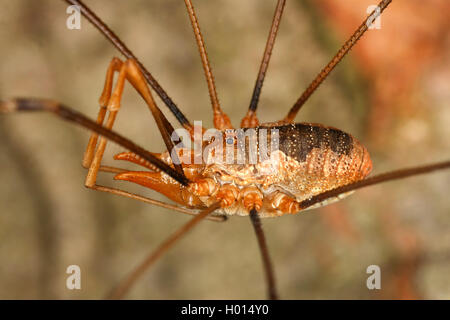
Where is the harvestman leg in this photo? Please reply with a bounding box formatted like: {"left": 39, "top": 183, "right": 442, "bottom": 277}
{"left": 283, "top": 0, "right": 392, "bottom": 122}
{"left": 249, "top": 209, "right": 278, "bottom": 300}
{"left": 184, "top": 0, "right": 233, "bottom": 130}
{"left": 241, "top": 0, "right": 286, "bottom": 128}
{"left": 82, "top": 57, "right": 122, "bottom": 169}
{"left": 108, "top": 202, "right": 221, "bottom": 299}
{"left": 81, "top": 58, "right": 133, "bottom": 175}
{"left": 84, "top": 58, "right": 144, "bottom": 189}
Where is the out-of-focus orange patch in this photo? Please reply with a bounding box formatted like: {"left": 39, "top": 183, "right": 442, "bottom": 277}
{"left": 320, "top": 204, "right": 360, "bottom": 244}
{"left": 316, "top": 0, "right": 450, "bottom": 146}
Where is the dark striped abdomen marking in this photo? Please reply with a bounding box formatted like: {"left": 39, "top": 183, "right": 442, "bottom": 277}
{"left": 276, "top": 123, "right": 353, "bottom": 163}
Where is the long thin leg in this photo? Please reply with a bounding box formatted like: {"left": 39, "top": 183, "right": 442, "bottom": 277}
{"left": 283, "top": 0, "right": 392, "bottom": 123}
{"left": 249, "top": 208, "right": 278, "bottom": 300}
{"left": 63, "top": 0, "right": 193, "bottom": 131}
{"left": 183, "top": 0, "right": 232, "bottom": 130}
{"left": 241, "top": 0, "right": 286, "bottom": 128}
{"left": 0, "top": 98, "right": 189, "bottom": 185}
{"left": 107, "top": 202, "right": 221, "bottom": 299}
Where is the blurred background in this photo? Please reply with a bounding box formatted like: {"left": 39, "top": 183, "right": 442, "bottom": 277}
{"left": 0, "top": 0, "right": 449, "bottom": 299}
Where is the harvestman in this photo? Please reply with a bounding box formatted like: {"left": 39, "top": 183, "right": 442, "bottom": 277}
{"left": 1, "top": 0, "right": 449, "bottom": 299}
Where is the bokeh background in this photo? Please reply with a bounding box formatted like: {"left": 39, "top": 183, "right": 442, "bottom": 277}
{"left": 0, "top": 0, "right": 449, "bottom": 299}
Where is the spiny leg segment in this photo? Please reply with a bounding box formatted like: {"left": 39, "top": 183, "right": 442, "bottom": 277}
{"left": 183, "top": 0, "right": 232, "bottom": 130}
{"left": 241, "top": 0, "right": 287, "bottom": 128}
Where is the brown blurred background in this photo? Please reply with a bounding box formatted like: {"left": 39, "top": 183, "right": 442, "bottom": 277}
{"left": 0, "top": 0, "right": 449, "bottom": 299}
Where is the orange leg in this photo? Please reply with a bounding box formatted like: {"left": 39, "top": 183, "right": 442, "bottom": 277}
{"left": 84, "top": 58, "right": 128, "bottom": 188}
{"left": 215, "top": 184, "right": 240, "bottom": 207}
{"left": 183, "top": 0, "right": 233, "bottom": 131}
{"left": 242, "top": 186, "right": 264, "bottom": 212}
{"left": 240, "top": 110, "right": 260, "bottom": 128}
{"left": 82, "top": 57, "right": 123, "bottom": 169}
{"left": 270, "top": 192, "right": 300, "bottom": 215}
{"left": 114, "top": 171, "right": 204, "bottom": 208}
